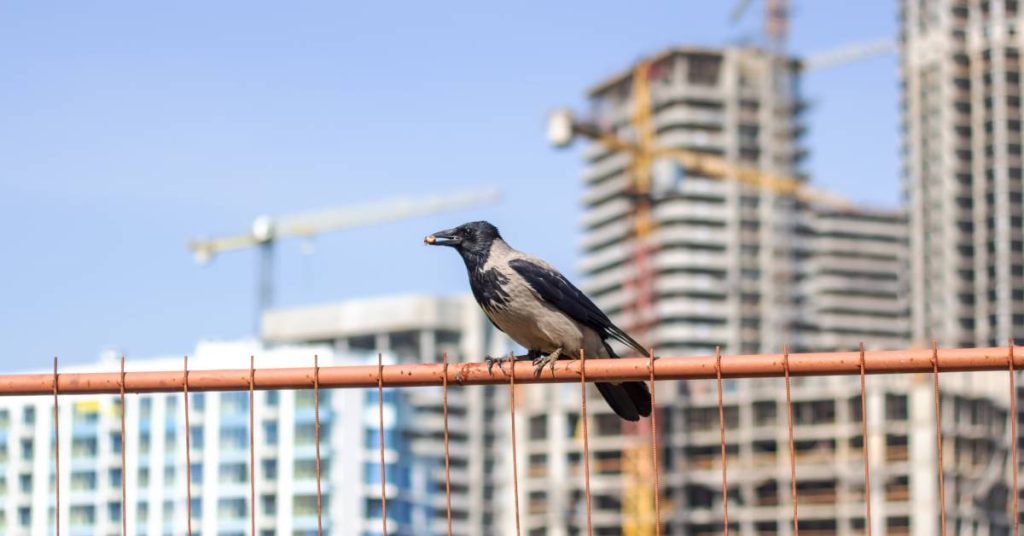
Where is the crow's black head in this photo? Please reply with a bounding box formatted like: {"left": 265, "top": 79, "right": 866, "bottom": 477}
{"left": 424, "top": 221, "right": 502, "bottom": 266}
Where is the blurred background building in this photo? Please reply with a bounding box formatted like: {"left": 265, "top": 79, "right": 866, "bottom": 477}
{"left": 0, "top": 341, "right": 451, "bottom": 535}
{"left": 903, "top": 0, "right": 1024, "bottom": 350}
{"left": 262, "top": 294, "right": 513, "bottom": 535}
{"left": 512, "top": 0, "right": 1024, "bottom": 526}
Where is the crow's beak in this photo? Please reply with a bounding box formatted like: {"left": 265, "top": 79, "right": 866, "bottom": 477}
{"left": 424, "top": 228, "right": 460, "bottom": 247}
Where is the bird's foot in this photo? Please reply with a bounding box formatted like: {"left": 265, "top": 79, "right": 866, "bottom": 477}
{"left": 486, "top": 353, "right": 526, "bottom": 376}
{"left": 454, "top": 365, "right": 466, "bottom": 385}
{"left": 532, "top": 348, "right": 562, "bottom": 376}
{"left": 485, "top": 355, "right": 503, "bottom": 375}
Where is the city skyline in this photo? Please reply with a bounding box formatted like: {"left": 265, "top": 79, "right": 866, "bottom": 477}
{"left": 0, "top": 1, "right": 900, "bottom": 366}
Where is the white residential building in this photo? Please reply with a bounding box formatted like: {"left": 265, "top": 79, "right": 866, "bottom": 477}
{"left": 262, "top": 294, "right": 514, "bottom": 535}
{"left": 0, "top": 340, "right": 449, "bottom": 536}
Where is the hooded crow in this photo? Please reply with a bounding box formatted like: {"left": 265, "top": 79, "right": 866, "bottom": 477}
{"left": 425, "top": 221, "right": 651, "bottom": 421}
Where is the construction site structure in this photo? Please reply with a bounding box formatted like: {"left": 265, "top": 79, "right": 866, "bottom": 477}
{"left": 528, "top": 44, "right": 925, "bottom": 535}
{"left": 902, "top": 0, "right": 1024, "bottom": 349}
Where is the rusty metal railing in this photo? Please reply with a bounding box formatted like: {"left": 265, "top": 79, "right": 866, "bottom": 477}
{"left": 20, "top": 344, "right": 1024, "bottom": 534}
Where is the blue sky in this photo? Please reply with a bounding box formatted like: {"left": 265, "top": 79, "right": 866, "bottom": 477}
{"left": 0, "top": 1, "right": 899, "bottom": 367}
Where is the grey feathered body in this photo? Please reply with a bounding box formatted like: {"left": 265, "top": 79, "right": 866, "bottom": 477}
{"left": 438, "top": 222, "right": 650, "bottom": 421}
{"left": 475, "top": 240, "right": 609, "bottom": 358}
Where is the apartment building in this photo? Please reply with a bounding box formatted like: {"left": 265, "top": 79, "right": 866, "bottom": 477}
{"left": 0, "top": 341, "right": 440, "bottom": 535}
{"left": 262, "top": 293, "right": 514, "bottom": 535}
{"left": 903, "top": 0, "right": 1024, "bottom": 347}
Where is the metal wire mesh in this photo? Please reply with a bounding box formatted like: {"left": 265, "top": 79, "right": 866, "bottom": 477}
{"left": 11, "top": 344, "right": 1024, "bottom": 534}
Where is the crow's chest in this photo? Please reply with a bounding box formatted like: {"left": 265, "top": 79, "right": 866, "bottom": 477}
{"left": 468, "top": 267, "right": 512, "bottom": 314}
{"left": 470, "top": 268, "right": 584, "bottom": 352}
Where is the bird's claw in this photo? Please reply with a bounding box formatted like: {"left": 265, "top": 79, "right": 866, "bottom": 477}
{"left": 532, "top": 349, "right": 562, "bottom": 377}
{"left": 454, "top": 366, "right": 466, "bottom": 385}
{"left": 485, "top": 355, "right": 501, "bottom": 375}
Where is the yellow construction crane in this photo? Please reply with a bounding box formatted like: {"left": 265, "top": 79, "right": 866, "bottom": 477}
{"left": 187, "top": 187, "right": 501, "bottom": 319}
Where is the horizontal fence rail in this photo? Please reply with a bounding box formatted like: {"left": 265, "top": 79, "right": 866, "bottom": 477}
{"left": 4, "top": 346, "right": 1023, "bottom": 395}
{"left": 12, "top": 343, "right": 1024, "bottom": 535}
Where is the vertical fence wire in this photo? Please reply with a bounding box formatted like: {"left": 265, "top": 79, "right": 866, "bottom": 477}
{"left": 648, "top": 348, "right": 661, "bottom": 535}
{"left": 442, "top": 352, "right": 453, "bottom": 536}
{"left": 931, "top": 342, "right": 947, "bottom": 536}
{"left": 52, "top": 357, "right": 60, "bottom": 536}
{"left": 579, "top": 350, "right": 593, "bottom": 536}
{"left": 377, "top": 353, "right": 389, "bottom": 536}
{"left": 183, "top": 356, "right": 193, "bottom": 536}
{"left": 249, "top": 355, "right": 256, "bottom": 536}
{"left": 119, "top": 356, "right": 127, "bottom": 536}
{"left": 858, "top": 343, "right": 872, "bottom": 536}
{"left": 509, "top": 357, "right": 522, "bottom": 536}
{"left": 314, "top": 354, "right": 323, "bottom": 536}
{"left": 1009, "top": 341, "right": 1020, "bottom": 534}
{"left": 783, "top": 346, "right": 799, "bottom": 535}
{"left": 715, "top": 347, "right": 729, "bottom": 535}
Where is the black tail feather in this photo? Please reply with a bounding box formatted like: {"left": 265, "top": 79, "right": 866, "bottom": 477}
{"left": 596, "top": 381, "right": 652, "bottom": 422}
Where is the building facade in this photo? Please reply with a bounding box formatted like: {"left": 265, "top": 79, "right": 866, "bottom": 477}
{"left": 0, "top": 341, "right": 441, "bottom": 536}
{"left": 903, "top": 0, "right": 1024, "bottom": 347}
{"left": 800, "top": 207, "right": 910, "bottom": 352}
{"left": 262, "top": 294, "right": 514, "bottom": 535}
{"left": 579, "top": 46, "right": 807, "bottom": 357}
{"left": 507, "top": 44, "right": 1014, "bottom": 536}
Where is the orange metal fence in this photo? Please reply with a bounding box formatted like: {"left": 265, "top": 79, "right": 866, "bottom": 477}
{"left": 15, "top": 344, "right": 1024, "bottom": 535}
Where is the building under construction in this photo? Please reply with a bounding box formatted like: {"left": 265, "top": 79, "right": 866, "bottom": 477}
{"left": 517, "top": 43, "right": 1018, "bottom": 535}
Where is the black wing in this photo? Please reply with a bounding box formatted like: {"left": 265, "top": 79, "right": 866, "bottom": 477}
{"left": 508, "top": 258, "right": 647, "bottom": 356}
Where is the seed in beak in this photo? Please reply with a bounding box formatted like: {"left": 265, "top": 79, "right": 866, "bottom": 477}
{"left": 424, "top": 235, "right": 436, "bottom": 244}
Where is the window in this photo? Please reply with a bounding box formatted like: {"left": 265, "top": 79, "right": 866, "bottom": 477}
{"left": 293, "top": 495, "right": 319, "bottom": 517}
{"left": 23, "top": 406, "right": 35, "bottom": 425}
{"left": 261, "top": 494, "right": 276, "bottom": 516}
{"left": 218, "top": 498, "right": 246, "bottom": 519}
{"left": 192, "top": 393, "right": 205, "bottom": 412}
{"left": 107, "top": 502, "right": 121, "bottom": 522}
{"left": 886, "top": 394, "right": 909, "bottom": 420}
{"left": 70, "top": 471, "right": 96, "bottom": 491}
{"left": 18, "top": 473, "right": 31, "bottom": 493}
{"left": 189, "top": 426, "right": 204, "bottom": 451}
{"left": 20, "top": 439, "right": 32, "bottom": 459}
{"left": 295, "top": 390, "right": 316, "bottom": 408}
{"left": 221, "top": 392, "right": 248, "bottom": 414}
{"left": 263, "top": 422, "right": 278, "bottom": 444}
{"left": 294, "top": 459, "right": 321, "bottom": 480}
{"left": 219, "top": 426, "right": 248, "bottom": 450}
{"left": 219, "top": 463, "right": 247, "bottom": 484}
{"left": 69, "top": 505, "right": 95, "bottom": 527}
{"left": 262, "top": 459, "right": 278, "bottom": 480}
{"left": 529, "top": 416, "right": 547, "bottom": 440}
{"left": 295, "top": 424, "right": 317, "bottom": 445}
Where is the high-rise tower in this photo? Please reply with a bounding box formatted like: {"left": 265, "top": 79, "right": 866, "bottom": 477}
{"left": 902, "top": 0, "right": 1024, "bottom": 347}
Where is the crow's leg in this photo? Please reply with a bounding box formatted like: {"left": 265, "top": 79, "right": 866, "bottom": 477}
{"left": 532, "top": 348, "right": 562, "bottom": 376}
